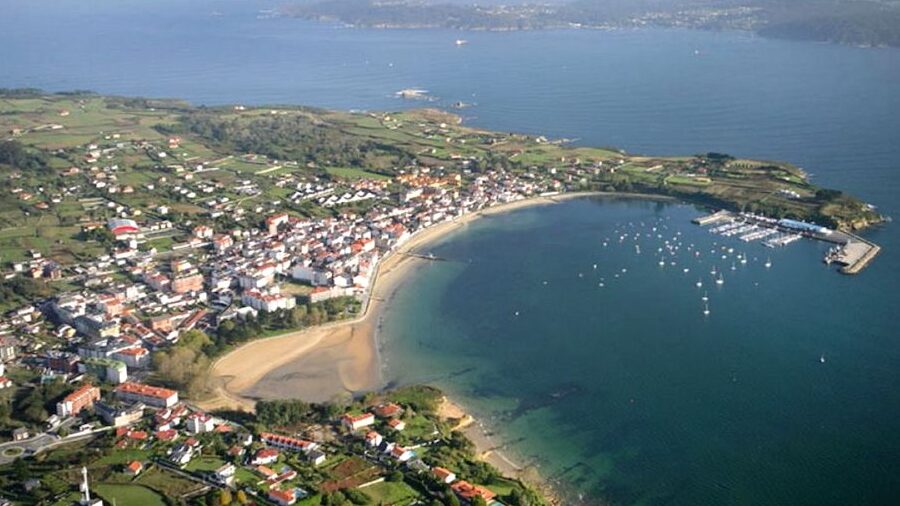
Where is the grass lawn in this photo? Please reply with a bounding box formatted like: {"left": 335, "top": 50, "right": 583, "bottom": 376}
{"left": 94, "top": 448, "right": 152, "bottom": 466}
{"left": 326, "top": 167, "right": 391, "bottom": 181}
{"left": 485, "top": 476, "right": 520, "bottom": 496}
{"left": 94, "top": 484, "right": 166, "bottom": 506}
{"left": 136, "top": 466, "right": 207, "bottom": 497}
{"left": 234, "top": 466, "right": 260, "bottom": 485}
{"left": 667, "top": 175, "right": 710, "bottom": 186}
{"left": 297, "top": 495, "right": 324, "bottom": 506}
{"left": 362, "top": 481, "right": 420, "bottom": 504}
{"left": 184, "top": 455, "right": 227, "bottom": 473}
{"left": 395, "top": 414, "right": 439, "bottom": 443}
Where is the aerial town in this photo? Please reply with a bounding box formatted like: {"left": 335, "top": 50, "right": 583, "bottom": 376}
{"left": 0, "top": 93, "right": 882, "bottom": 505}
{"left": 0, "top": 94, "right": 575, "bottom": 506}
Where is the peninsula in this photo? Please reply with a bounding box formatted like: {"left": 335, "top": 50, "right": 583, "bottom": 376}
{"left": 282, "top": 0, "right": 900, "bottom": 48}
{"left": 0, "top": 89, "right": 884, "bottom": 505}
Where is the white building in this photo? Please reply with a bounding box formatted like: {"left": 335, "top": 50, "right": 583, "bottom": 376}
{"left": 185, "top": 412, "right": 215, "bottom": 434}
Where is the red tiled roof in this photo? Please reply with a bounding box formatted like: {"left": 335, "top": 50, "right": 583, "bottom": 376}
{"left": 116, "top": 382, "right": 177, "bottom": 400}
{"left": 268, "top": 489, "right": 294, "bottom": 503}
{"left": 256, "top": 465, "right": 276, "bottom": 477}
{"left": 155, "top": 429, "right": 178, "bottom": 441}
{"left": 433, "top": 466, "right": 455, "bottom": 481}
{"left": 451, "top": 480, "right": 497, "bottom": 501}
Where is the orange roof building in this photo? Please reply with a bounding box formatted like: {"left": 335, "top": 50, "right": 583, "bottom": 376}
{"left": 56, "top": 384, "right": 100, "bottom": 417}
{"left": 115, "top": 382, "right": 179, "bottom": 408}
{"left": 451, "top": 480, "right": 497, "bottom": 503}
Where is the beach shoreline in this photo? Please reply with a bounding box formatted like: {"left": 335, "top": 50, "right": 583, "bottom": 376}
{"left": 200, "top": 193, "right": 573, "bottom": 411}
{"left": 436, "top": 396, "right": 564, "bottom": 505}
{"left": 199, "top": 191, "right": 665, "bottom": 500}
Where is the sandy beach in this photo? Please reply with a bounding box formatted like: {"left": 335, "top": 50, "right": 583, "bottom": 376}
{"left": 436, "top": 396, "right": 563, "bottom": 505}
{"left": 199, "top": 192, "right": 613, "bottom": 501}
{"left": 200, "top": 194, "right": 565, "bottom": 411}
{"left": 201, "top": 191, "right": 667, "bottom": 413}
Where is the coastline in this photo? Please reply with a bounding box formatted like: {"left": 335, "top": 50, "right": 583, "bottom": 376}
{"left": 199, "top": 191, "right": 656, "bottom": 501}
{"left": 200, "top": 193, "right": 570, "bottom": 411}
{"left": 436, "top": 396, "right": 564, "bottom": 505}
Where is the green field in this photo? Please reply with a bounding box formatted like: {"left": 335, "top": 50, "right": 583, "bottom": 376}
{"left": 325, "top": 167, "right": 391, "bottom": 180}
{"left": 94, "top": 448, "right": 152, "bottom": 466}
{"left": 184, "top": 455, "right": 227, "bottom": 473}
{"left": 666, "top": 175, "right": 711, "bottom": 186}
{"left": 362, "top": 481, "right": 420, "bottom": 504}
{"left": 0, "top": 90, "right": 882, "bottom": 276}
{"left": 94, "top": 483, "right": 166, "bottom": 506}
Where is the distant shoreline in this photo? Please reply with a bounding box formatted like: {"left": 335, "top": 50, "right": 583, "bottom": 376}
{"left": 281, "top": 4, "right": 900, "bottom": 50}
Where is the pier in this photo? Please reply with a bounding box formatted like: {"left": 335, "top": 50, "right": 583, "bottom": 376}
{"left": 693, "top": 210, "right": 881, "bottom": 274}
{"left": 404, "top": 252, "right": 447, "bottom": 262}
{"left": 692, "top": 210, "right": 731, "bottom": 226}
{"left": 825, "top": 233, "right": 881, "bottom": 274}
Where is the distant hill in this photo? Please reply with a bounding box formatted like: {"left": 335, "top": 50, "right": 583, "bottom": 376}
{"left": 282, "top": 0, "right": 900, "bottom": 47}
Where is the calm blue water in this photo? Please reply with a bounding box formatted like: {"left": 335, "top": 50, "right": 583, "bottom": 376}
{"left": 382, "top": 199, "right": 900, "bottom": 504}
{"left": 2, "top": 1, "right": 899, "bottom": 504}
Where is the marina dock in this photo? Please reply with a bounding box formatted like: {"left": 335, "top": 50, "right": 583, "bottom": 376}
{"left": 693, "top": 210, "right": 881, "bottom": 274}
{"left": 825, "top": 234, "right": 881, "bottom": 274}
{"left": 692, "top": 210, "right": 731, "bottom": 226}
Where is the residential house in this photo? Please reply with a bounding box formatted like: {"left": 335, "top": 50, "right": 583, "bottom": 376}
{"left": 125, "top": 461, "right": 143, "bottom": 476}
{"left": 212, "top": 463, "right": 236, "bottom": 486}
{"left": 451, "top": 481, "right": 497, "bottom": 504}
{"left": 364, "top": 431, "right": 383, "bottom": 448}
{"left": 341, "top": 412, "right": 375, "bottom": 431}
{"left": 252, "top": 448, "right": 280, "bottom": 466}
{"left": 185, "top": 412, "right": 215, "bottom": 434}
{"left": 433, "top": 466, "right": 457, "bottom": 484}
{"left": 268, "top": 489, "right": 296, "bottom": 506}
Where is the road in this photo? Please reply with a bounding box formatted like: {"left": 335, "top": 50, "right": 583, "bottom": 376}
{"left": 0, "top": 421, "right": 109, "bottom": 465}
